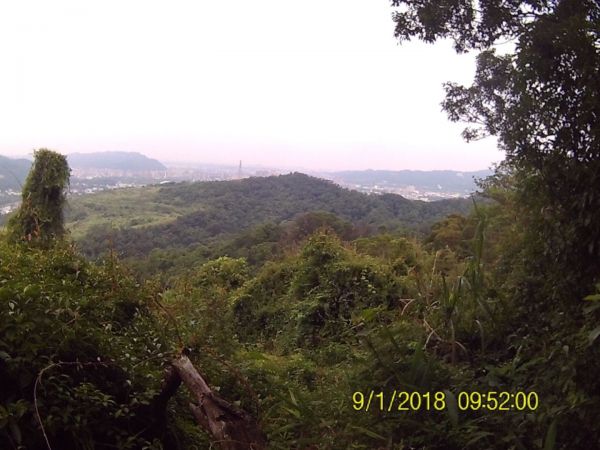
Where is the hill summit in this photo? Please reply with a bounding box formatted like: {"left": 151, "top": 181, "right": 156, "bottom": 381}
{"left": 68, "top": 172, "right": 474, "bottom": 270}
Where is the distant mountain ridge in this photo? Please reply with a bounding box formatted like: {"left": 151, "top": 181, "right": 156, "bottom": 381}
{"left": 68, "top": 151, "right": 166, "bottom": 171}
{"left": 0, "top": 155, "right": 31, "bottom": 191}
{"left": 327, "top": 169, "right": 492, "bottom": 195}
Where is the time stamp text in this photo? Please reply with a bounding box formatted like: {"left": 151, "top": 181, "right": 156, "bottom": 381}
{"left": 352, "top": 391, "right": 539, "bottom": 412}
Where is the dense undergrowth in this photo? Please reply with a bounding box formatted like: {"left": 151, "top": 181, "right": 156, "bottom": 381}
{"left": 2, "top": 163, "right": 599, "bottom": 448}
{"left": 3, "top": 0, "right": 600, "bottom": 447}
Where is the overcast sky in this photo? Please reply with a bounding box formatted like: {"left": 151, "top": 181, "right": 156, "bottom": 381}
{"left": 0, "top": 0, "right": 503, "bottom": 171}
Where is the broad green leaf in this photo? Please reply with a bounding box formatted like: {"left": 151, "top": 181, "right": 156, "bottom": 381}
{"left": 444, "top": 390, "right": 459, "bottom": 427}
{"left": 588, "top": 326, "right": 600, "bottom": 345}
{"left": 544, "top": 418, "right": 557, "bottom": 450}
{"left": 465, "top": 431, "right": 495, "bottom": 447}
{"left": 359, "top": 307, "right": 380, "bottom": 323}
{"left": 350, "top": 426, "right": 386, "bottom": 441}
{"left": 289, "top": 389, "right": 298, "bottom": 407}
{"left": 282, "top": 407, "right": 301, "bottom": 419}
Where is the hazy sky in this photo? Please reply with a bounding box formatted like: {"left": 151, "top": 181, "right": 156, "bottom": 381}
{"left": 0, "top": 1, "right": 503, "bottom": 171}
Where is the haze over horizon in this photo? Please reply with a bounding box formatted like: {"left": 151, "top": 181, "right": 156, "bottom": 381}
{"left": 0, "top": 0, "right": 504, "bottom": 172}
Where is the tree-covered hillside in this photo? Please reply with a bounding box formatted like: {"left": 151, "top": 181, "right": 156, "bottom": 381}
{"left": 67, "top": 173, "right": 474, "bottom": 276}
{"left": 4, "top": 151, "right": 599, "bottom": 449}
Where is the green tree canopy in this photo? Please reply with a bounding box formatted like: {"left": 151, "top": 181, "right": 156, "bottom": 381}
{"left": 391, "top": 0, "right": 600, "bottom": 291}
{"left": 8, "top": 149, "right": 70, "bottom": 243}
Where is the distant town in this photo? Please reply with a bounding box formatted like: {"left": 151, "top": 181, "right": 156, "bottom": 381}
{"left": 327, "top": 180, "right": 467, "bottom": 201}
{"left": 0, "top": 152, "right": 490, "bottom": 217}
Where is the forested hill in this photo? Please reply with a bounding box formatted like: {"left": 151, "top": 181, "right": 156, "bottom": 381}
{"left": 69, "top": 173, "right": 473, "bottom": 267}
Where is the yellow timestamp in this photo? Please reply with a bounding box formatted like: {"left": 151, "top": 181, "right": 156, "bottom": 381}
{"left": 352, "top": 391, "right": 539, "bottom": 412}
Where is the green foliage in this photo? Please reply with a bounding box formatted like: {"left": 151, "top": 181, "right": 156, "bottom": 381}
{"left": 426, "top": 213, "right": 473, "bottom": 257}
{"left": 191, "top": 256, "right": 250, "bottom": 292}
{"left": 232, "top": 261, "right": 296, "bottom": 344}
{"left": 68, "top": 173, "right": 473, "bottom": 270}
{"left": 281, "top": 211, "right": 359, "bottom": 243}
{"left": 388, "top": 5, "right": 600, "bottom": 446}
{"left": 0, "top": 238, "right": 192, "bottom": 449}
{"left": 233, "top": 232, "right": 404, "bottom": 351}
{"left": 2, "top": 4, "right": 598, "bottom": 446}
{"left": 393, "top": 0, "right": 600, "bottom": 294}
{"left": 7, "top": 149, "right": 70, "bottom": 243}
{"left": 5, "top": 178, "right": 599, "bottom": 448}
{"left": 225, "top": 221, "right": 516, "bottom": 448}
{"left": 66, "top": 185, "right": 191, "bottom": 240}
{"left": 2, "top": 3, "right": 597, "bottom": 448}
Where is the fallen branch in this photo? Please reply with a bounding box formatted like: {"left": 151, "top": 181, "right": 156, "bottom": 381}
{"left": 171, "top": 355, "right": 267, "bottom": 450}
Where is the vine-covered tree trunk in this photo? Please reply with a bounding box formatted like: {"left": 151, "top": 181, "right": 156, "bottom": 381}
{"left": 8, "top": 148, "right": 70, "bottom": 243}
